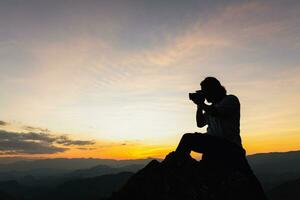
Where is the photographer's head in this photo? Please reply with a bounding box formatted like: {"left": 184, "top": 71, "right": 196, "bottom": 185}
{"left": 200, "top": 77, "right": 226, "bottom": 103}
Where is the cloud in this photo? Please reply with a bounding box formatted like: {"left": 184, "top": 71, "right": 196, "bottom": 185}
{"left": 55, "top": 135, "right": 95, "bottom": 146}
{"left": 0, "top": 130, "right": 95, "bottom": 155}
{"left": 0, "top": 130, "right": 67, "bottom": 154}
{"left": 22, "top": 125, "right": 50, "bottom": 133}
{"left": 77, "top": 147, "right": 96, "bottom": 151}
{"left": 0, "top": 121, "right": 8, "bottom": 126}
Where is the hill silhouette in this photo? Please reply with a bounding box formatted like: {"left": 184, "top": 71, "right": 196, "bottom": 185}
{"left": 0, "top": 180, "right": 24, "bottom": 200}
{"left": 1, "top": 151, "right": 300, "bottom": 199}
{"left": 109, "top": 152, "right": 267, "bottom": 200}
{"left": 45, "top": 172, "right": 133, "bottom": 200}
{"left": 247, "top": 150, "right": 300, "bottom": 190}
{"left": 0, "top": 158, "right": 152, "bottom": 183}
{"left": 67, "top": 164, "right": 143, "bottom": 178}
{"left": 0, "top": 190, "right": 16, "bottom": 200}
{"left": 0, "top": 158, "right": 154, "bottom": 172}
{"left": 268, "top": 177, "right": 300, "bottom": 200}
{"left": 0, "top": 172, "right": 134, "bottom": 200}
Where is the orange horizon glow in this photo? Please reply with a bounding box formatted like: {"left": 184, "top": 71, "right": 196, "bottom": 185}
{"left": 0, "top": 127, "right": 299, "bottom": 160}
{"left": 1, "top": 1, "right": 300, "bottom": 159}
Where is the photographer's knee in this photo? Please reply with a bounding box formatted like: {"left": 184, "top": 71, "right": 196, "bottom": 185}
{"left": 182, "top": 133, "right": 193, "bottom": 139}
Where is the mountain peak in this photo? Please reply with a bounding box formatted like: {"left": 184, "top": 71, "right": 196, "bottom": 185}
{"left": 109, "top": 151, "right": 267, "bottom": 200}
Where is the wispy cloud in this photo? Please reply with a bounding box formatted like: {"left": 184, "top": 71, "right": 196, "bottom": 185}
{"left": 0, "top": 121, "right": 8, "bottom": 126}
{"left": 0, "top": 130, "right": 94, "bottom": 155}
{"left": 23, "top": 125, "right": 50, "bottom": 133}
{"left": 55, "top": 135, "right": 95, "bottom": 146}
{"left": 0, "top": 130, "right": 67, "bottom": 154}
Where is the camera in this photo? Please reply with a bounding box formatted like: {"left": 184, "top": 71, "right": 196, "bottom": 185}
{"left": 189, "top": 90, "right": 205, "bottom": 103}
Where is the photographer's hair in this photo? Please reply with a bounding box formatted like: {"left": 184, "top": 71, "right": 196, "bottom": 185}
{"left": 200, "top": 77, "right": 227, "bottom": 96}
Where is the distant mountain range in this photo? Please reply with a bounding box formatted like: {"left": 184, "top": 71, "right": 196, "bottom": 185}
{"left": 67, "top": 164, "right": 144, "bottom": 178}
{"left": 247, "top": 150, "right": 300, "bottom": 190}
{"left": 0, "top": 157, "right": 156, "bottom": 183}
{"left": 0, "top": 157, "right": 156, "bottom": 171}
{"left": 47, "top": 172, "right": 134, "bottom": 200}
{"left": 268, "top": 177, "right": 300, "bottom": 200}
{"left": 0, "top": 172, "right": 134, "bottom": 200}
{"left": 1, "top": 150, "right": 300, "bottom": 188}
{"left": 0, "top": 150, "right": 300, "bottom": 200}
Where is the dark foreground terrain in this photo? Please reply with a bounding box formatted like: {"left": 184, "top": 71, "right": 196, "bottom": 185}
{"left": 0, "top": 151, "right": 300, "bottom": 200}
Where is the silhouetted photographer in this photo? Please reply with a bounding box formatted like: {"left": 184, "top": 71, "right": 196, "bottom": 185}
{"left": 175, "top": 77, "right": 244, "bottom": 163}
{"left": 165, "top": 77, "right": 267, "bottom": 199}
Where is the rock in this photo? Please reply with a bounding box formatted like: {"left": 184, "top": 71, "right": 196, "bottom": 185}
{"left": 109, "top": 151, "right": 268, "bottom": 200}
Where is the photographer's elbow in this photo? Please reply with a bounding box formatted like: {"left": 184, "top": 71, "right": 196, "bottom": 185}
{"left": 197, "top": 121, "right": 206, "bottom": 128}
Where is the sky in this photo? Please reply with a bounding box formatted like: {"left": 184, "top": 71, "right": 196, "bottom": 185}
{"left": 0, "top": 0, "right": 300, "bottom": 159}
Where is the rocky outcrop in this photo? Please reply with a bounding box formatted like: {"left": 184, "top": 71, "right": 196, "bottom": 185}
{"left": 109, "top": 152, "right": 267, "bottom": 200}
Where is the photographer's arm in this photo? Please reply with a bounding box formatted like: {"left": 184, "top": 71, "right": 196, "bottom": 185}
{"left": 196, "top": 105, "right": 207, "bottom": 128}
{"left": 202, "top": 95, "right": 239, "bottom": 118}
{"left": 202, "top": 104, "right": 218, "bottom": 116}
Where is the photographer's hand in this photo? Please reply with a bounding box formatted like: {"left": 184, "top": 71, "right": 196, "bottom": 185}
{"left": 202, "top": 104, "right": 218, "bottom": 116}
{"left": 196, "top": 102, "right": 206, "bottom": 127}
{"left": 192, "top": 98, "right": 204, "bottom": 107}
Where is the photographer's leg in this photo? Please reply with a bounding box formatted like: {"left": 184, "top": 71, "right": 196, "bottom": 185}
{"left": 175, "top": 133, "right": 193, "bottom": 156}
{"left": 176, "top": 132, "right": 207, "bottom": 156}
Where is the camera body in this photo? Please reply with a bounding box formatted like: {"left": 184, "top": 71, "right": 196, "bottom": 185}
{"left": 189, "top": 90, "right": 205, "bottom": 103}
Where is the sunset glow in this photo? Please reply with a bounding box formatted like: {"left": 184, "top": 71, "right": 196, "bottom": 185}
{"left": 1, "top": 0, "right": 300, "bottom": 159}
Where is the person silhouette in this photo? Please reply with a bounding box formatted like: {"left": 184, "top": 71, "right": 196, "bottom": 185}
{"left": 168, "top": 77, "right": 268, "bottom": 199}
{"left": 162, "top": 77, "right": 267, "bottom": 199}
{"left": 174, "top": 77, "right": 245, "bottom": 163}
